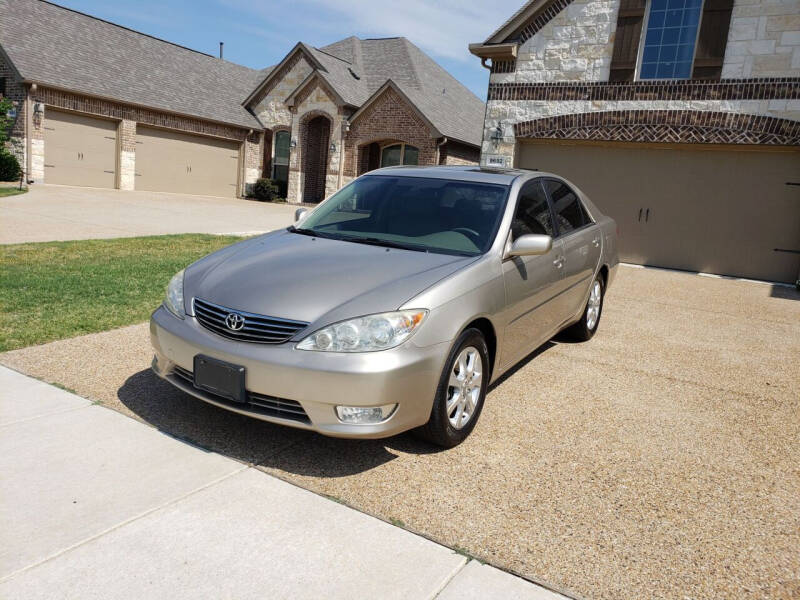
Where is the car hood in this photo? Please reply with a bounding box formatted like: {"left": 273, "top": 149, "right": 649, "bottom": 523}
{"left": 184, "top": 229, "right": 474, "bottom": 327}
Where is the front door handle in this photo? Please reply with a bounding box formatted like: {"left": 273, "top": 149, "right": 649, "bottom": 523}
{"left": 553, "top": 256, "right": 564, "bottom": 269}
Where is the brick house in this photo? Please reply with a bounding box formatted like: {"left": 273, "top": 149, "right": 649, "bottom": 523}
{"left": 0, "top": 0, "right": 483, "bottom": 202}
{"left": 470, "top": 0, "right": 800, "bottom": 284}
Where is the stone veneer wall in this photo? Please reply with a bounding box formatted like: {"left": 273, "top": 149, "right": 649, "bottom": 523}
{"left": 287, "top": 82, "right": 345, "bottom": 203}
{"left": 723, "top": 0, "right": 800, "bottom": 78}
{"left": 481, "top": 0, "right": 800, "bottom": 164}
{"left": 252, "top": 53, "right": 314, "bottom": 131}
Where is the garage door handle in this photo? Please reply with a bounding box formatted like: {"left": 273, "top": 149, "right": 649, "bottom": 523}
{"left": 645, "top": 208, "right": 650, "bottom": 222}
{"left": 638, "top": 208, "right": 642, "bottom": 222}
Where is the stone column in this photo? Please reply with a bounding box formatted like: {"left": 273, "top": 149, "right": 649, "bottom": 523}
{"left": 118, "top": 119, "right": 136, "bottom": 190}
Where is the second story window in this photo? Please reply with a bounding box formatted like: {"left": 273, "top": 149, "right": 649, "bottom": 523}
{"left": 639, "top": 0, "right": 703, "bottom": 79}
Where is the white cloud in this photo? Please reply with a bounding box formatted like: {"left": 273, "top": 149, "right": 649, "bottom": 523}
{"left": 220, "top": 0, "right": 525, "bottom": 62}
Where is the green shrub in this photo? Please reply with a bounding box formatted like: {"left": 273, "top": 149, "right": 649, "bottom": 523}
{"left": 253, "top": 178, "right": 280, "bottom": 202}
{"left": 0, "top": 151, "right": 20, "bottom": 182}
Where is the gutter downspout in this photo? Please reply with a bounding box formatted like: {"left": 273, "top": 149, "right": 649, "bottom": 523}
{"left": 436, "top": 136, "right": 448, "bottom": 165}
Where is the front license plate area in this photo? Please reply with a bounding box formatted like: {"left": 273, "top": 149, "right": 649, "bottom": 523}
{"left": 193, "top": 355, "right": 246, "bottom": 404}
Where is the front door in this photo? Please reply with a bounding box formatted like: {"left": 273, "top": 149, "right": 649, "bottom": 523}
{"left": 500, "top": 179, "right": 565, "bottom": 368}
{"left": 302, "top": 116, "right": 331, "bottom": 203}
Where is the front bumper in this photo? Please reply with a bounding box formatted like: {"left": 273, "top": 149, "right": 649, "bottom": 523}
{"left": 150, "top": 306, "right": 449, "bottom": 438}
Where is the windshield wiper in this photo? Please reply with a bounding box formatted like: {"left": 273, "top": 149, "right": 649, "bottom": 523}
{"left": 287, "top": 226, "right": 337, "bottom": 239}
{"left": 341, "top": 236, "right": 429, "bottom": 253}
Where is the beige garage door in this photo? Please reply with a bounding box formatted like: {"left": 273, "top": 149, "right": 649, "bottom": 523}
{"left": 518, "top": 141, "right": 800, "bottom": 283}
{"left": 135, "top": 127, "right": 240, "bottom": 198}
{"left": 43, "top": 110, "right": 117, "bottom": 188}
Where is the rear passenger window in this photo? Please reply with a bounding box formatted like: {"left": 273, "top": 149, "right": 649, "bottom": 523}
{"left": 544, "top": 180, "right": 590, "bottom": 235}
{"left": 511, "top": 180, "right": 554, "bottom": 239}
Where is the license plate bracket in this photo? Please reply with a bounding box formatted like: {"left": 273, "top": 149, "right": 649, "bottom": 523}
{"left": 193, "top": 355, "right": 246, "bottom": 404}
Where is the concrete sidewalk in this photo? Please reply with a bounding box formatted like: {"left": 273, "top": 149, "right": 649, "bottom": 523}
{"left": 0, "top": 184, "right": 296, "bottom": 244}
{"left": 0, "top": 366, "right": 567, "bottom": 600}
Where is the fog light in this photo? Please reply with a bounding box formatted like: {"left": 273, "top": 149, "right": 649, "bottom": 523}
{"left": 335, "top": 404, "right": 397, "bottom": 424}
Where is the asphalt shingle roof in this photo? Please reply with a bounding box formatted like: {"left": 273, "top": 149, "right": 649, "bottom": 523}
{"left": 318, "top": 37, "right": 485, "bottom": 146}
{"left": 0, "top": 0, "right": 264, "bottom": 129}
{"left": 2, "top": 1, "right": 484, "bottom": 145}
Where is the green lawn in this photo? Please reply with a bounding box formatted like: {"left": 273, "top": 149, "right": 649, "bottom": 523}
{"left": 0, "top": 234, "right": 243, "bottom": 352}
{"left": 0, "top": 187, "right": 28, "bottom": 197}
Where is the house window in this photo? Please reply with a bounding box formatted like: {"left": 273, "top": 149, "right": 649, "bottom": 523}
{"left": 272, "top": 130, "right": 290, "bottom": 198}
{"left": 0, "top": 77, "right": 6, "bottom": 97}
{"left": 639, "top": 0, "right": 703, "bottom": 79}
{"left": 380, "top": 143, "right": 419, "bottom": 167}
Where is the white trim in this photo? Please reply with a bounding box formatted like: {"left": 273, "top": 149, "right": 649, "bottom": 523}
{"left": 619, "top": 262, "right": 796, "bottom": 288}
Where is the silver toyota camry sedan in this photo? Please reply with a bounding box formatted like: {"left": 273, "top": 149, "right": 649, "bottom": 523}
{"left": 151, "top": 166, "right": 618, "bottom": 446}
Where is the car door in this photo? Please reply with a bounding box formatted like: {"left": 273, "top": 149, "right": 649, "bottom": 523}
{"left": 500, "top": 179, "right": 565, "bottom": 368}
{"left": 543, "top": 178, "right": 602, "bottom": 321}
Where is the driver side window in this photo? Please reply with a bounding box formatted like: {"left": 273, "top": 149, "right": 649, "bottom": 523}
{"left": 512, "top": 180, "right": 554, "bottom": 239}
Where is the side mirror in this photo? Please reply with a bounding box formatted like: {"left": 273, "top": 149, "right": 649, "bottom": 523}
{"left": 506, "top": 234, "right": 552, "bottom": 258}
{"left": 294, "top": 208, "right": 308, "bottom": 223}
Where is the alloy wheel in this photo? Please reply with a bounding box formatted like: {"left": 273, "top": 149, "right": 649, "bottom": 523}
{"left": 446, "top": 346, "right": 483, "bottom": 430}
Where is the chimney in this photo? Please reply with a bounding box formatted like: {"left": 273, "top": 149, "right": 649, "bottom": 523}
{"left": 219, "top": 42, "right": 224, "bottom": 59}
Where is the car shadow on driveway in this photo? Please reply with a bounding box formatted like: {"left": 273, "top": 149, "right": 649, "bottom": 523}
{"left": 117, "top": 340, "right": 558, "bottom": 478}
{"left": 117, "top": 369, "right": 446, "bottom": 477}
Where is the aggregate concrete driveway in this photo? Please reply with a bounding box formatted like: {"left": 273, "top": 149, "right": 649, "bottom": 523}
{"left": 2, "top": 266, "right": 799, "bottom": 600}
{"left": 0, "top": 184, "right": 296, "bottom": 244}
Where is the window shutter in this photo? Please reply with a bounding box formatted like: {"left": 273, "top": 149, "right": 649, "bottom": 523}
{"left": 609, "top": 0, "right": 647, "bottom": 81}
{"left": 691, "top": 0, "right": 734, "bottom": 79}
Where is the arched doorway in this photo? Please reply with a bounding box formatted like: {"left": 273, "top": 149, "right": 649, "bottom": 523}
{"left": 302, "top": 115, "right": 331, "bottom": 203}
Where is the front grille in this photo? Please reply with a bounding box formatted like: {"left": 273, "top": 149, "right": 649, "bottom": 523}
{"left": 193, "top": 298, "right": 308, "bottom": 344}
{"left": 168, "top": 365, "right": 310, "bottom": 424}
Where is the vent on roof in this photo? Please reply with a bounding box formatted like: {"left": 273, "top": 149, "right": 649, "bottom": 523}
{"left": 348, "top": 67, "right": 360, "bottom": 80}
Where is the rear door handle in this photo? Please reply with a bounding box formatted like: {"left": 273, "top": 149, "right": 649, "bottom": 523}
{"left": 592, "top": 236, "right": 600, "bottom": 247}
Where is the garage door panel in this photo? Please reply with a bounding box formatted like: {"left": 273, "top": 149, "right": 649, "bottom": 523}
{"left": 135, "top": 127, "right": 239, "bottom": 198}
{"left": 518, "top": 142, "right": 800, "bottom": 283}
{"left": 43, "top": 110, "right": 117, "bottom": 189}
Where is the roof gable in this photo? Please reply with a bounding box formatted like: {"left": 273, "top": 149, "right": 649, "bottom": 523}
{"left": 348, "top": 80, "right": 439, "bottom": 136}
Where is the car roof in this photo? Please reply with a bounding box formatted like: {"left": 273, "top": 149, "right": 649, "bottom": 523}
{"left": 363, "top": 165, "right": 540, "bottom": 185}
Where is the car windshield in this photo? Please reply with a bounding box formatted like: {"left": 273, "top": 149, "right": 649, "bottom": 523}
{"left": 292, "top": 175, "right": 509, "bottom": 256}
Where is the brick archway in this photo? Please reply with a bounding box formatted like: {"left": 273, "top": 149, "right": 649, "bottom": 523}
{"left": 301, "top": 114, "right": 331, "bottom": 203}
{"left": 514, "top": 110, "right": 800, "bottom": 146}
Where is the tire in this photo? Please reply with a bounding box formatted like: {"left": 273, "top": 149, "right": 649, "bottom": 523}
{"left": 566, "top": 273, "right": 605, "bottom": 342}
{"left": 414, "top": 328, "right": 489, "bottom": 448}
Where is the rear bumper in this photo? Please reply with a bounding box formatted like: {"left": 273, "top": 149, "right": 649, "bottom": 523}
{"left": 150, "top": 306, "right": 449, "bottom": 438}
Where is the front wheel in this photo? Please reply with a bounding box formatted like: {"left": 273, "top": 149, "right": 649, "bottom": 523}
{"left": 566, "top": 274, "right": 605, "bottom": 341}
{"left": 414, "top": 328, "right": 489, "bottom": 447}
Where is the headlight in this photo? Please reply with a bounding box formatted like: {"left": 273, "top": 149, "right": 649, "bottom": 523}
{"left": 164, "top": 269, "right": 185, "bottom": 318}
{"left": 296, "top": 310, "right": 427, "bottom": 352}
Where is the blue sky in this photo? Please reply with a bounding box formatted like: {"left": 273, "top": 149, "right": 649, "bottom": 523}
{"left": 53, "top": 0, "right": 525, "bottom": 101}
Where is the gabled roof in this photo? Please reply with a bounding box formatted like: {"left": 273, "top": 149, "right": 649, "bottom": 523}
{"left": 320, "top": 37, "right": 485, "bottom": 146}
{"left": 1, "top": 0, "right": 263, "bottom": 129}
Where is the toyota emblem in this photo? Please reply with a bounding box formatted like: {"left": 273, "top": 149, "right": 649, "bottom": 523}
{"left": 225, "top": 312, "right": 246, "bottom": 331}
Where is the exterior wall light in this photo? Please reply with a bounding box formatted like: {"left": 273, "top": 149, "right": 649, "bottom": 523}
{"left": 290, "top": 138, "right": 297, "bottom": 149}
{"left": 330, "top": 142, "right": 337, "bottom": 153}
{"left": 490, "top": 124, "right": 503, "bottom": 147}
